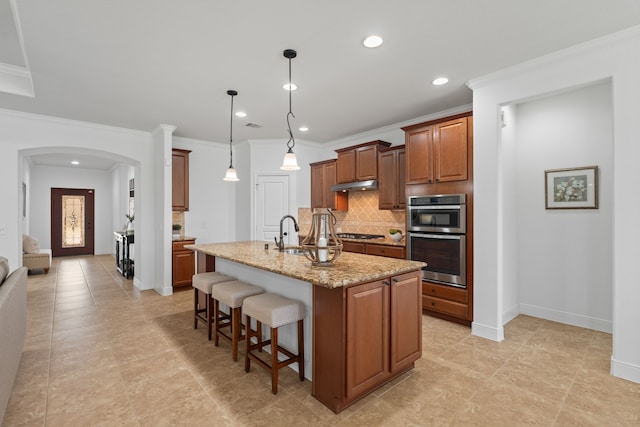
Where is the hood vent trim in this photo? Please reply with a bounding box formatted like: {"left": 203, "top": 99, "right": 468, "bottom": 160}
{"left": 331, "top": 179, "right": 378, "bottom": 192}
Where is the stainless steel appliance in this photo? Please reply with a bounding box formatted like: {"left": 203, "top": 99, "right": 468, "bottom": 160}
{"left": 407, "top": 194, "right": 466, "bottom": 233}
{"left": 407, "top": 194, "right": 466, "bottom": 287}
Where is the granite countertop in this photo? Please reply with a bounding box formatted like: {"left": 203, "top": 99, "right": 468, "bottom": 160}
{"left": 185, "top": 241, "right": 425, "bottom": 289}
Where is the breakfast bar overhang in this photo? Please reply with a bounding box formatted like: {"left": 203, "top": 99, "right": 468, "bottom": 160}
{"left": 186, "top": 240, "right": 426, "bottom": 413}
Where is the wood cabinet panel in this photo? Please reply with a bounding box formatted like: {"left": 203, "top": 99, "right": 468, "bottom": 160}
{"left": 346, "top": 280, "right": 389, "bottom": 399}
{"left": 342, "top": 241, "right": 365, "bottom": 253}
{"left": 310, "top": 160, "right": 348, "bottom": 211}
{"left": 422, "top": 282, "right": 467, "bottom": 303}
{"left": 355, "top": 145, "right": 378, "bottom": 181}
{"left": 336, "top": 150, "right": 356, "bottom": 183}
{"left": 390, "top": 272, "right": 422, "bottom": 371}
{"left": 365, "top": 244, "right": 405, "bottom": 259}
{"left": 405, "top": 129, "right": 433, "bottom": 184}
{"left": 422, "top": 295, "right": 468, "bottom": 318}
{"left": 378, "top": 146, "right": 406, "bottom": 209}
{"left": 172, "top": 239, "right": 195, "bottom": 288}
{"left": 313, "top": 270, "right": 421, "bottom": 413}
{"left": 434, "top": 118, "right": 468, "bottom": 182}
{"left": 172, "top": 149, "right": 191, "bottom": 211}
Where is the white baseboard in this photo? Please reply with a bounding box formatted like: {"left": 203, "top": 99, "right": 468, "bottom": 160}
{"left": 611, "top": 357, "right": 640, "bottom": 384}
{"left": 471, "top": 321, "right": 504, "bottom": 342}
{"left": 502, "top": 305, "right": 520, "bottom": 325}
{"left": 519, "top": 303, "right": 612, "bottom": 333}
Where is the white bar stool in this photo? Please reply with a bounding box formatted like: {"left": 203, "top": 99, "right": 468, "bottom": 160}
{"left": 242, "top": 293, "right": 305, "bottom": 394}
{"left": 192, "top": 272, "right": 236, "bottom": 340}
{"left": 211, "top": 280, "right": 264, "bottom": 361}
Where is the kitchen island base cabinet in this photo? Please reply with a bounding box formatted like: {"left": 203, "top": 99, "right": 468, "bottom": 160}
{"left": 312, "top": 270, "right": 421, "bottom": 413}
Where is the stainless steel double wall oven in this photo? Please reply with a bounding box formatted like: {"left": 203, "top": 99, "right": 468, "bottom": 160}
{"left": 407, "top": 194, "right": 466, "bottom": 288}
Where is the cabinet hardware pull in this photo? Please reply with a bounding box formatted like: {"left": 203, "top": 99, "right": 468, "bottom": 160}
{"left": 393, "top": 278, "right": 399, "bottom": 283}
{"left": 431, "top": 288, "right": 436, "bottom": 292}
{"left": 431, "top": 302, "right": 436, "bottom": 306}
{"left": 383, "top": 281, "right": 390, "bottom": 286}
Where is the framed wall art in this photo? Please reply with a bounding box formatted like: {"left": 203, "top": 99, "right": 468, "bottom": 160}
{"left": 545, "top": 166, "right": 598, "bottom": 209}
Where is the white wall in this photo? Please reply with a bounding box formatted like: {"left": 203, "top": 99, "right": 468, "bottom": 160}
{"left": 30, "top": 165, "right": 114, "bottom": 255}
{"left": 0, "top": 109, "right": 159, "bottom": 292}
{"left": 515, "top": 82, "right": 613, "bottom": 331}
{"left": 173, "top": 136, "right": 236, "bottom": 243}
{"left": 469, "top": 25, "right": 640, "bottom": 383}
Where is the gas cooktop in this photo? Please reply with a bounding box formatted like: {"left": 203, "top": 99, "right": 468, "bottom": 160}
{"left": 337, "top": 233, "right": 384, "bottom": 240}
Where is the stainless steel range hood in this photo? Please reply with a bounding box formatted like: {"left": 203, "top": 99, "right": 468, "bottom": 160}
{"left": 330, "top": 180, "right": 378, "bottom": 192}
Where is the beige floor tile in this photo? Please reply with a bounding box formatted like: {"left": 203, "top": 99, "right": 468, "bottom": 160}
{"left": 6, "top": 255, "right": 640, "bottom": 427}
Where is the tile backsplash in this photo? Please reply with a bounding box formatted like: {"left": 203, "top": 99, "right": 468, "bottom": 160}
{"left": 172, "top": 211, "right": 185, "bottom": 237}
{"left": 298, "top": 190, "right": 405, "bottom": 237}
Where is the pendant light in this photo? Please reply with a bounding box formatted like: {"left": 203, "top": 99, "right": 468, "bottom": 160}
{"left": 280, "top": 49, "right": 301, "bottom": 171}
{"left": 223, "top": 89, "right": 239, "bottom": 181}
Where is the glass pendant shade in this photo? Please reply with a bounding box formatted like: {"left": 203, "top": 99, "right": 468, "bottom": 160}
{"left": 223, "top": 166, "right": 239, "bottom": 181}
{"left": 280, "top": 149, "right": 300, "bottom": 171}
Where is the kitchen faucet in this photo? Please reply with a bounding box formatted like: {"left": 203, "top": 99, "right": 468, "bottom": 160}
{"left": 275, "top": 215, "right": 299, "bottom": 252}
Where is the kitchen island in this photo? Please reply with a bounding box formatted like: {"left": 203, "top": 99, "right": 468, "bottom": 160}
{"left": 186, "top": 240, "right": 425, "bottom": 413}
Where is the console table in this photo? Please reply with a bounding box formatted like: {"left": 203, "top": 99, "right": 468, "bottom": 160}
{"left": 114, "top": 231, "right": 134, "bottom": 278}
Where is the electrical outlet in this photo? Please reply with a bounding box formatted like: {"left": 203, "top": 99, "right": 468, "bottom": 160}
{"left": 0, "top": 224, "right": 6, "bottom": 235}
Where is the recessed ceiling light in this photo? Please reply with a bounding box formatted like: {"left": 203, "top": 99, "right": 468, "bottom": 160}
{"left": 71, "top": 160, "right": 79, "bottom": 165}
{"left": 299, "top": 126, "right": 309, "bottom": 132}
{"left": 363, "top": 35, "right": 383, "bottom": 48}
{"left": 283, "top": 83, "right": 298, "bottom": 91}
{"left": 235, "top": 111, "right": 247, "bottom": 118}
{"left": 432, "top": 77, "right": 449, "bottom": 86}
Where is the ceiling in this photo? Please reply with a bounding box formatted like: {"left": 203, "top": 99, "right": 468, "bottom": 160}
{"left": 2, "top": 0, "right": 640, "bottom": 149}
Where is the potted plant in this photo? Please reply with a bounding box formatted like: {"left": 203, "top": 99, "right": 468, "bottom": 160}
{"left": 388, "top": 228, "right": 403, "bottom": 242}
{"left": 172, "top": 223, "right": 182, "bottom": 238}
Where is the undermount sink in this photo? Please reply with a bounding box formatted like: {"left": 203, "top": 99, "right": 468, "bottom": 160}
{"left": 283, "top": 248, "right": 305, "bottom": 256}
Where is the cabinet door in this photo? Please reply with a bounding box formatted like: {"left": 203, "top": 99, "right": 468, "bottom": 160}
{"left": 172, "top": 149, "right": 190, "bottom": 211}
{"left": 434, "top": 117, "right": 468, "bottom": 183}
{"left": 346, "top": 280, "right": 389, "bottom": 399}
{"left": 310, "top": 163, "right": 324, "bottom": 209}
{"left": 378, "top": 150, "right": 397, "bottom": 209}
{"left": 397, "top": 149, "right": 406, "bottom": 208}
{"left": 172, "top": 250, "right": 195, "bottom": 287}
{"left": 336, "top": 149, "right": 356, "bottom": 183}
{"left": 405, "top": 127, "right": 434, "bottom": 184}
{"left": 356, "top": 145, "right": 378, "bottom": 181}
{"left": 324, "top": 161, "right": 349, "bottom": 211}
{"left": 390, "top": 271, "right": 422, "bottom": 372}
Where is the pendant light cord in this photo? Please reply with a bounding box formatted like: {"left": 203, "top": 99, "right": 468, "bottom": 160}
{"left": 229, "top": 92, "right": 235, "bottom": 167}
{"left": 286, "top": 54, "right": 296, "bottom": 152}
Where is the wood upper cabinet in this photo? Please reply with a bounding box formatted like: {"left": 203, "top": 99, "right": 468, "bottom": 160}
{"left": 172, "top": 239, "right": 195, "bottom": 287}
{"left": 378, "top": 145, "right": 406, "bottom": 209}
{"left": 403, "top": 115, "right": 470, "bottom": 185}
{"left": 335, "top": 140, "right": 391, "bottom": 184}
{"left": 172, "top": 149, "right": 191, "bottom": 211}
{"left": 310, "top": 159, "right": 348, "bottom": 211}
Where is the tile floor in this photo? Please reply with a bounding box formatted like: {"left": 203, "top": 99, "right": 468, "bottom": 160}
{"left": 4, "top": 255, "right": 640, "bottom": 426}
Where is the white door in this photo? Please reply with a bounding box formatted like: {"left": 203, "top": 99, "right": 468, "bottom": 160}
{"left": 255, "top": 174, "right": 291, "bottom": 244}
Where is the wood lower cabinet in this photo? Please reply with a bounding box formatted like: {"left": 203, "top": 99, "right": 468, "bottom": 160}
{"left": 378, "top": 145, "right": 406, "bottom": 210}
{"left": 313, "top": 270, "right": 421, "bottom": 413}
{"left": 172, "top": 239, "right": 195, "bottom": 288}
{"left": 310, "top": 159, "right": 348, "bottom": 211}
{"left": 342, "top": 241, "right": 405, "bottom": 259}
{"left": 172, "top": 149, "right": 191, "bottom": 211}
{"left": 421, "top": 281, "right": 471, "bottom": 324}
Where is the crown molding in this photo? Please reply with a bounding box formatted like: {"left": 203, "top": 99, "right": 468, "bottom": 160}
{"left": 0, "top": 62, "right": 33, "bottom": 97}
{"left": 0, "top": 107, "right": 151, "bottom": 137}
{"left": 467, "top": 24, "right": 640, "bottom": 91}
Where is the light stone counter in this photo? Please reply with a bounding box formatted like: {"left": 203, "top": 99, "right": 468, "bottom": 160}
{"left": 185, "top": 240, "right": 424, "bottom": 289}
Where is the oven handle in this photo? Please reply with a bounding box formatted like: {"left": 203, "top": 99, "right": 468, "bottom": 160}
{"left": 408, "top": 232, "right": 464, "bottom": 240}
{"left": 407, "top": 205, "right": 462, "bottom": 211}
